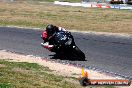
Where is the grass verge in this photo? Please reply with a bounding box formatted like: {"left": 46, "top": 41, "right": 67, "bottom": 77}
{"left": 0, "top": 59, "right": 115, "bottom": 88}
{"left": 0, "top": 59, "right": 78, "bottom": 88}
{"left": 0, "top": 1, "right": 132, "bottom": 34}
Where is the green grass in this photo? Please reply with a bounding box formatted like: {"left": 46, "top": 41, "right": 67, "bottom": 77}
{"left": 0, "top": 83, "right": 15, "bottom": 88}
{"left": 0, "top": 60, "right": 80, "bottom": 88}
{"left": 0, "top": 60, "right": 50, "bottom": 71}
{"left": 0, "top": 59, "right": 115, "bottom": 88}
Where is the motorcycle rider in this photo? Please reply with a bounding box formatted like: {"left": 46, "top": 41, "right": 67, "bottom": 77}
{"left": 41, "top": 24, "right": 70, "bottom": 52}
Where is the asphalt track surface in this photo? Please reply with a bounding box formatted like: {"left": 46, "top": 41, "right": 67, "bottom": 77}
{"left": 0, "top": 27, "right": 132, "bottom": 79}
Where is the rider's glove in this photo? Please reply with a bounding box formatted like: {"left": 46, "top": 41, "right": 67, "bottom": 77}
{"left": 66, "top": 31, "right": 71, "bottom": 35}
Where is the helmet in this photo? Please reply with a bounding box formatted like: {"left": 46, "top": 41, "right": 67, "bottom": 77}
{"left": 46, "top": 24, "right": 56, "bottom": 36}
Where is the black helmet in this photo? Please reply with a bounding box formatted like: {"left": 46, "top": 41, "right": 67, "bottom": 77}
{"left": 46, "top": 24, "right": 56, "bottom": 36}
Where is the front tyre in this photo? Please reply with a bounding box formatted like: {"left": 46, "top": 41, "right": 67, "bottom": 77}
{"left": 74, "top": 46, "right": 85, "bottom": 61}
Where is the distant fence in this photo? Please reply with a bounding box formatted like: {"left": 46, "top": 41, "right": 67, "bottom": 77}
{"left": 54, "top": 1, "right": 132, "bottom": 10}
{"left": 82, "top": 0, "right": 109, "bottom": 3}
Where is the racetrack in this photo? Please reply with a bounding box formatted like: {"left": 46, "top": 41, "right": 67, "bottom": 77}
{"left": 0, "top": 27, "right": 132, "bottom": 79}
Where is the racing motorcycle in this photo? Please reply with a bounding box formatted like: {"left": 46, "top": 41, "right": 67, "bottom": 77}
{"left": 41, "top": 31, "right": 85, "bottom": 60}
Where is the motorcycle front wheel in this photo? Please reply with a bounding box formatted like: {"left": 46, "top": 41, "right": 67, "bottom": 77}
{"left": 73, "top": 46, "right": 85, "bottom": 61}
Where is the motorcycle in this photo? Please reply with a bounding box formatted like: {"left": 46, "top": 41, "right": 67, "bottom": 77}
{"left": 41, "top": 31, "right": 85, "bottom": 60}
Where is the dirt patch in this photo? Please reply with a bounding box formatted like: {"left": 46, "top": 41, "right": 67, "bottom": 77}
{"left": 0, "top": 2, "right": 132, "bottom": 34}
{"left": 0, "top": 50, "right": 120, "bottom": 79}
{"left": 0, "top": 64, "right": 6, "bottom": 68}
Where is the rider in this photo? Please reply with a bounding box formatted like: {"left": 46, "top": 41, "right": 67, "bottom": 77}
{"left": 41, "top": 24, "right": 69, "bottom": 51}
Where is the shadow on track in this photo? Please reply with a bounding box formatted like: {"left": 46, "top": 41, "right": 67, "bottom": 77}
{"left": 49, "top": 53, "right": 86, "bottom": 61}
